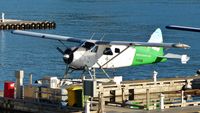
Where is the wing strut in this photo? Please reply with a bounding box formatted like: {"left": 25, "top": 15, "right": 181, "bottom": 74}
{"left": 96, "top": 62, "right": 110, "bottom": 79}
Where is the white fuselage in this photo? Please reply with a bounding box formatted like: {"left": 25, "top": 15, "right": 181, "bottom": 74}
{"left": 69, "top": 45, "right": 135, "bottom": 69}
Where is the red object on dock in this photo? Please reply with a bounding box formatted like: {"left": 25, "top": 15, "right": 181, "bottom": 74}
{"left": 4, "top": 81, "right": 15, "bottom": 98}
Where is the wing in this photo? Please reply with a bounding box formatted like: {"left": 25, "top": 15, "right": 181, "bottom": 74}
{"left": 94, "top": 40, "right": 190, "bottom": 48}
{"left": 11, "top": 30, "right": 190, "bottom": 49}
{"left": 166, "top": 25, "right": 200, "bottom": 32}
{"left": 12, "top": 30, "right": 85, "bottom": 43}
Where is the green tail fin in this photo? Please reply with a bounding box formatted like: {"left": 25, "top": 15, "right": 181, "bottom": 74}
{"left": 132, "top": 28, "right": 167, "bottom": 66}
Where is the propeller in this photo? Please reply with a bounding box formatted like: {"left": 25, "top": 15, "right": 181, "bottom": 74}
{"left": 56, "top": 42, "right": 85, "bottom": 78}
{"left": 57, "top": 46, "right": 81, "bottom": 65}
{"left": 63, "top": 48, "right": 74, "bottom": 64}
{"left": 56, "top": 47, "right": 74, "bottom": 78}
{"left": 56, "top": 47, "right": 73, "bottom": 63}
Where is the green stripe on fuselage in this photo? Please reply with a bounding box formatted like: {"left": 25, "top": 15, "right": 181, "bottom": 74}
{"left": 132, "top": 46, "right": 167, "bottom": 66}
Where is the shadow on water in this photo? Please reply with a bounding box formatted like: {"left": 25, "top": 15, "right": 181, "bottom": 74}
{"left": 0, "top": 109, "right": 29, "bottom": 113}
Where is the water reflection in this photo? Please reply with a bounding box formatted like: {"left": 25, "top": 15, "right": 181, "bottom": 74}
{"left": 0, "top": 30, "right": 5, "bottom": 69}
{"left": 0, "top": 30, "right": 5, "bottom": 52}
{"left": 0, "top": 110, "right": 28, "bottom": 113}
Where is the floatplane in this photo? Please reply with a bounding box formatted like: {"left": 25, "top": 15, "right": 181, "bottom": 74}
{"left": 12, "top": 28, "right": 190, "bottom": 79}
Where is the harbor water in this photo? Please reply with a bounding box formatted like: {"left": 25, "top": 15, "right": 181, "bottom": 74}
{"left": 0, "top": 0, "right": 200, "bottom": 90}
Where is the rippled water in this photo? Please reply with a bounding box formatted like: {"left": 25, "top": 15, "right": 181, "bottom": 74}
{"left": 0, "top": 0, "right": 200, "bottom": 90}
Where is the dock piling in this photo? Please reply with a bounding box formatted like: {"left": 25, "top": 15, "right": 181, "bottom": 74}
{"left": 98, "top": 85, "right": 105, "bottom": 113}
{"left": 160, "top": 93, "right": 165, "bottom": 110}
{"left": 85, "top": 99, "right": 90, "bottom": 113}
{"left": 15, "top": 70, "right": 24, "bottom": 99}
{"left": 121, "top": 87, "right": 125, "bottom": 104}
{"left": 153, "top": 71, "right": 158, "bottom": 84}
{"left": 146, "top": 89, "right": 150, "bottom": 110}
{"left": 181, "top": 90, "right": 186, "bottom": 106}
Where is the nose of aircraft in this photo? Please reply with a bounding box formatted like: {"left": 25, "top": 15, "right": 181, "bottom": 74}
{"left": 63, "top": 48, "right": 73, "bottom": 64}
{"left": 63, "top": 54, "right": 70, "bottom": 59}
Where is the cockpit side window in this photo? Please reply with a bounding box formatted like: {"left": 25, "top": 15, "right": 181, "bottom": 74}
{"left": 103, "top": 48, "right": 113, "bottom": 55}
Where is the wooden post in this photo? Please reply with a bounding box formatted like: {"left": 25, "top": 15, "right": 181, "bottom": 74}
{"left": 153, "top": 71, "right": 158, "bottom": 85}
{"left": 85, "top": 99, "right": 90, "bottom": 113}
{"left": 121, "top": 87, "right": 126, "bottom": 106}
{"left": 29, "top": 73, "right": 32, "bottom": 85}
{"left": 160, "top": 93, "right": 165, "bottom": 110}
{"left": 101, "top": 92, "right": 105, "bottom": 113}
{"left": 98, "top": 86, "right": 105, "bottom": 113}
{"left": 146, "top": 89, "right": 150, "bottom": 110}
{"left": 181, "top": 90, "right": 186, "bottom": 107}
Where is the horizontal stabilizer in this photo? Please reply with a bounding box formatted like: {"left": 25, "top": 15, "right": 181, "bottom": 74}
{"left": 159, "top": 53, "right": 190, "bottom": 64}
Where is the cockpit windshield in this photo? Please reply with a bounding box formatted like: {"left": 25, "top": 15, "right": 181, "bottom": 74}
{"left": 82, "top": 42, "right": 95, "bottom": 50}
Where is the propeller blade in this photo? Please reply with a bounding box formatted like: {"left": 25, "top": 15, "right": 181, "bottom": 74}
{"left": 56, "top": 47, "right": 65, "bottom": 55}
{"left": 72, "top": 47, "right": 79, "bottom": 53}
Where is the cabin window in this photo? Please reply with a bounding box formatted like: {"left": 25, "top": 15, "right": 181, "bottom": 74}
{"left": 115, "top": 48, "right": 120, "bottom": 53}
{"left": 103, "top": 48, "right": 113, "bottom": 55}
{"left": 91, "top": 46, "right": 98, "bottom": 53}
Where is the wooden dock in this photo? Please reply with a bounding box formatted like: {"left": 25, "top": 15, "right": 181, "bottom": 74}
{"left": 1, "top": 70, "right": 200, "bottom": 113}
{"left": 91, "top": 75, "right": 200, "bottom": 111}
{"left": 0, "top": 97, "right": 85, "bottom": 113}
{"left": 0, "top": 19, "right": 56, "bottom": 30}
{"left": 95, "top": 76, "right": 200, "bottom": 101}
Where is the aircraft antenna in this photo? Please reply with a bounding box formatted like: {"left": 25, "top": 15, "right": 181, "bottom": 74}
{"left": 100, "top": 33, "right": 105, "bottom": 41}
{"left": 90, "top": 33, "right": 95, "bottom": 40}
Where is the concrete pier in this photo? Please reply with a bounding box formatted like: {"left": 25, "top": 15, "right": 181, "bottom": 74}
{"left": 0, "top": 19, "right": 56, "bottom": 30}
